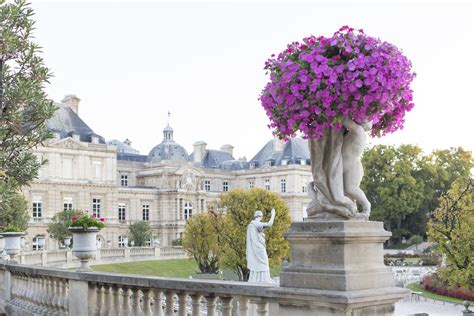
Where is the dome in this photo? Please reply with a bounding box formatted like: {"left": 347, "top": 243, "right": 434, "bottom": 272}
{"left": 147, "top": 142, "right": 189, "bottom": 162}
{"left": 147, "top": 123, "right": 189, "bottom": 162}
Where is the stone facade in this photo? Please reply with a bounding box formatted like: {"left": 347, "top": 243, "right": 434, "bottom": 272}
{"left": 22, "top": 96, "right": 312, "bottom": 250}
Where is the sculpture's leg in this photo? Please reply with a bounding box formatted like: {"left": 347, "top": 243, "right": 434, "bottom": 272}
{"left": 307, "top": 129, "right": 356, "bottom": 219}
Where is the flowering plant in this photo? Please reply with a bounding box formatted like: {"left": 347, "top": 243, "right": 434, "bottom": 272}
{"left": 260, "top": 26, "right": 415, "bottom": 139}
{"left": 69, "top": 210, "right": 105, "bottom": 230}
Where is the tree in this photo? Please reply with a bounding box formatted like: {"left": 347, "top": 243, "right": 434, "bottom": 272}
{"left": 182, "top": 212, "right": 221, "bottom": 274}
{"left": 408, "top": 235, "right": 423, "bottom": 252}
{"left": 128, "top": 221, "right": 153, "bottom": 247}
{"left": 0, "top": 190, "right": 28, "bottom": 230}
{"left": 361, "top": 144, "right": 425, "bottom": 243}
{"left": 0, "top": 0, "right": 56, "bottom": 221}
{"left": 428, "top": 178, "right": 473, "bottom": 288}
{"left": 218, "top": 188, "right": 291, "bottom": 281}
{"left": 47, "top": 209, "right": 76, "bottom": 245}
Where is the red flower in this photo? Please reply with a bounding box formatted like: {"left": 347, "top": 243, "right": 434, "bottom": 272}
{"left": 99, "top": 217, "right": 105, "bottom": 222}
{"left": 92, "top": 214, "right": 96, "bottom": 218}
{"left": 71, "top": 216, "right": 77, "bottom": 221}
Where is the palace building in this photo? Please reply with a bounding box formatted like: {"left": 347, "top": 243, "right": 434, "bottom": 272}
{"left": 23, "top": 95, "right": 312, "bottom": 250}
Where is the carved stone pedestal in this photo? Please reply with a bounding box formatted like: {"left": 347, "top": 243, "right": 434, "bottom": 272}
{"left": 273, "top": 221, "right": 407, "bottom": 315}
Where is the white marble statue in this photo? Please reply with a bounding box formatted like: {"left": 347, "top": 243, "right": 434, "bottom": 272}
{"left": 342, "top": 118, "right": 372, "bottom": 219}
{"left": 246, "top": 208, "right": 275, "bottom": 283}
{"left": 307, "top": 118, "right": 372, "bottom": 220}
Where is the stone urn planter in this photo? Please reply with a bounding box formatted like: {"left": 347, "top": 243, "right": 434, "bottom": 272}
{"left": 68, "top": 227, "right": 99, "bottom": 271}
{"left": 63, "top": 236, "right": 72, "bottom": 249}
{"left": 0, "top": 232, "right": 25, "bottom": 262}
{"left": 0, "top": 236, "right": 4, "bottom": 259}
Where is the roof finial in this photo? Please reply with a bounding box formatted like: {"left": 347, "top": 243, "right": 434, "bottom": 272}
{"left": 167, "top": 110, "right": 171, "bottom": 125}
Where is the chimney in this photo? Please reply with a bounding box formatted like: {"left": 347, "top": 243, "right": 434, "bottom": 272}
{"left": 124, "top": 138, "right": 132, "bottom": 147}
{"left": 220, "top": 144, "right": 234, "bottom": 157}
{"left": 61, "top": 94, "right": 81, "bottom": 115}
{"left": 193, "top": 141, "right": 207, "bottom": 163}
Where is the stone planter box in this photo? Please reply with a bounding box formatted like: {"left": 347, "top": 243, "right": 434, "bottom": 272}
{"left": 68, "top": 227, "right": 99, "bottom": 271}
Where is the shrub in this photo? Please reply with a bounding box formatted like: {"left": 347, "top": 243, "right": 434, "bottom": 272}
{"left": 421, "top": 274, "right": 474, "bottom": 301}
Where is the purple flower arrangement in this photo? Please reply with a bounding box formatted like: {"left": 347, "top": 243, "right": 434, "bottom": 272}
{"left": 260, "top": 26, "right": 416, "bottom": 139}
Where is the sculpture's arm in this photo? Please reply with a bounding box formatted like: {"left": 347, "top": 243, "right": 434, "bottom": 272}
{"left": 342, "top": 117, "right": 359, "bottom": 131}
{"left": 261, "top": 208, "right": 276, "bottom": 227}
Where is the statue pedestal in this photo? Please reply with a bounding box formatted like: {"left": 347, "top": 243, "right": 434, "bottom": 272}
{"left": 273, "top": 221, "right": 407, "bottom": 315}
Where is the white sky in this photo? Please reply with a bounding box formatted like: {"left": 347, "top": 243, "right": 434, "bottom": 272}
{"left": 30, "top": 1, "right": 473, "bottom": 159}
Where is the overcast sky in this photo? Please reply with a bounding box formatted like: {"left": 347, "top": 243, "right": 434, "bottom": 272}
{"left": 30, "top": 1, "right": 473, "bottom": 159}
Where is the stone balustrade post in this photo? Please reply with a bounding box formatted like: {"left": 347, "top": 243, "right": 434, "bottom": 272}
{"left": 41, "top": 252, "right": 47, "bottom": 266}
{"left": 66, "top": 250, "right": 73, "bottom": 264}
{"left": 154, "top": 246, "right": 161, "bottom": 258}
{"left": 68, "top": 279, "right": 90, "bottom": 316}
{"left": 19, "top": 254, "right": 26, "bottom": 265}
{"left": 124, "top": 247, "right": 130, "bottom": 259}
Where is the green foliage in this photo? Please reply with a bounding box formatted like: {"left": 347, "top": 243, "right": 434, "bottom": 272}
{"left": 361, "top": 145, "right": 425, "bottom": 242}
{"left": 128, "top": 221, "right": 153, "bottom": 246}
{"left": 182, "top": 212, "right": 221, "bottom": 274}
{"left": 0, "top": 0, "right": 56, "bottom": 222}
{"left": 69, "top": 211, "right": 105, "bottom": 230}
{"left": 0, "top": 189, "right": 28, "bottom": 230}
{"left": 47, "top": 209, "right": 77, "bottom": 242}
{"left": 2, "top": 225, "right": 23, "bottom": 232}
{"left": 218, "top": 188, "right": 291, "bottom": 281}
{"left": 362, "top": 145, "right": 473, "bottom": 244}
{"left": 428, "top": 178, "right": 474, "bottom": 289}
{"left": 408, "top": 235, "right": 423, "bottom": 247}
{"left": 171, "top": 238, "right": 182, "bottom": 246}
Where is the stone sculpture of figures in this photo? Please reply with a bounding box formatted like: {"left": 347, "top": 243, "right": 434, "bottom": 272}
{"left": 342, "top": 118, "right": 372, "bottom": 219}
{"left": 246, "top": 208, "right": 275, "bottom": 283}
{"left": 307, "top": 118, "right": 371, "bottom": 220}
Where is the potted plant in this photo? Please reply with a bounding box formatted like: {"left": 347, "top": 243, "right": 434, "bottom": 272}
{"left": 68, "top": 210, "right": 105, "bottom": 271}
{"left": 0, "top": 226, "right": 26, "bottom": 262}
{"left": 260, "top": 26, "right": 415, "bottom": 220}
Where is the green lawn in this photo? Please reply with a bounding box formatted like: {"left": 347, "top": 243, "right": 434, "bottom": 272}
{"left": 92, "top": 259, "right": 199, "bottom": 278}
{"left": 92, "top": 259, "right": 282, "bottom": 279}
{"left": 406, "top": 282, "right": 471, "bottom": 305}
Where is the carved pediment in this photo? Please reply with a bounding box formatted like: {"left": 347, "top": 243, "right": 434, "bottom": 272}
{"left": 50, "top": 137, "right": 87, "bottom": 150}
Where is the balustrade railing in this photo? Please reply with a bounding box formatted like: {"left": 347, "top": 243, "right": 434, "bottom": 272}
{"left": 10, "top": 246, "right": 185, "bottom": 268}
{"left": 99, "top": 248, "right": 126, "bottom": 259}
{"left": 160, "top": 246, "right": 185, "bottom": 258}
{"left": 0, "top": 262, "right": 275, "bottom": 316}
{"left": 130, "top": 247, "right": 155, "bottom": 257}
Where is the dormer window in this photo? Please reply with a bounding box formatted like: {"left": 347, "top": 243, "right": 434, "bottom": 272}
{"left": 265, "top": 159, "right": 275, "bottom": 167}
{"left": 91, "top": 135, "right": 99, "bottom": 144}
{"left": 71, "top": 133, "right": 80, "bottom": 141}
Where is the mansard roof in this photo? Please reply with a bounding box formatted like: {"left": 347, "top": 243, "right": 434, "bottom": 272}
{"left": 249, "top": 138, "right": 310, "bottom": 167}
{"left": 196, "top": 149, "right": 245, "bottom": 170}
{"left": 47, "top": 104, "right": 105, "bottom": 144}
{"left": 108, "top": 139, "right": 140, "bottom": 155}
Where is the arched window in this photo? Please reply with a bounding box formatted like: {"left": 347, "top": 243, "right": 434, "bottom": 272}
{"left": 184, "top": 202, "right": 193, "bottom": 220}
